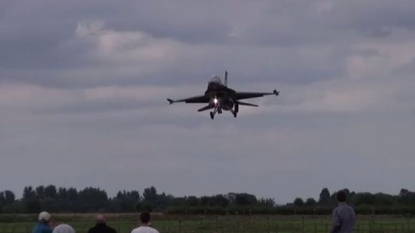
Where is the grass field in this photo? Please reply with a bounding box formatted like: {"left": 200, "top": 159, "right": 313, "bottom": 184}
{"left": 0, "top": 214, "right": 414, "bottom": 233}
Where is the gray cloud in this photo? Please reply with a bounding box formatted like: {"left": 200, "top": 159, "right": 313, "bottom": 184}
{"left": 0, "top": 0, "right": 414, "bottom": 203}
{"left": 0, "top": 0, "right": 354, "bottom": 88}
{"left": 323, "top": 0, "right": 415, "bottom": 33}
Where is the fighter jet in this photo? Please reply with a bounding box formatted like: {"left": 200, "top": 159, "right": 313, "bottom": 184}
{"left": 167, "top": 71, "right": 279, "bottom": 119}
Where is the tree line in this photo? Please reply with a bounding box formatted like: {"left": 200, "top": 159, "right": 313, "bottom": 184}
{"left": 1, "top": 186, "right": 415, "bottom": 215}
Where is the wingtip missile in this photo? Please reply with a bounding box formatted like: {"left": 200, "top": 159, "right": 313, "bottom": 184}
{"left": 273, "top": 89, "right": 279, "bottom": 96}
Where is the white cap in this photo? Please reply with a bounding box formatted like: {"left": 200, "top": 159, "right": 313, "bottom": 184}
{"left": 38, "top": 211, "right": 51, "bottom": 221}
{"left": 52, "top": 224, "right": 76, "bottom": 233}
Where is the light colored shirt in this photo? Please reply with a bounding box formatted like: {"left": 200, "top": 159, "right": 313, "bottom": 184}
{"left": 329, "top": 203, "right": 356, "bottom": 233}
{"left": 131, "top": 226, "right": 159, "bottom": 233}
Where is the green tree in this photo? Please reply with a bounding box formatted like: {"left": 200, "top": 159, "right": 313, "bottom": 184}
{"left": 318, "top": 188, "right": 331, "bottom": 205}
{"left": 305, "top": 198, "right": 317, "bottom": 206}
{"left": 293, "top": 198, "right": 304, "bottom": 206}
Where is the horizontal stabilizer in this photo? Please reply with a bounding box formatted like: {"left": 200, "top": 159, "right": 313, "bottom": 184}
{"left": 167, "top": 98, "right": 174, "bottom": 104}
{"left": 236, "top": 101, "right": 258, "bottom": 107}
{"left": 198, "top": 105, "right": 214, "bottom": 112}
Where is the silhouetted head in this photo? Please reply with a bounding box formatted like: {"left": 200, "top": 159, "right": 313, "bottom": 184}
{"left": 336, "top": 190, "right": 347, "bottom": 203}
{"left": 52, "top": 224, "right": 75, "bottom": 233}
{"left": 95, "top": 214, "right": 106, "bottom": 224}
{"left": 140, "top": 212, "right": 151, "bottom": 225}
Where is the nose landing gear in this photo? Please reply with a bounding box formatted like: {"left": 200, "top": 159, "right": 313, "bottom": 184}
{"left": 209, "top": 101, "right": 239, "bottom": 119}
{"left": 210, "top": 105, "right": 219, "bottom": 120}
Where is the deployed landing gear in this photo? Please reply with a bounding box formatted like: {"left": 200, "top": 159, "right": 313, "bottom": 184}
{"left": 233, "top": 103, "right": 239, "bottom": 118}
{"left": 210, "top": 106, "right": 219, "bottom": 120}
{"left": 208, "top": 102, "right": 239, "bottom": 119}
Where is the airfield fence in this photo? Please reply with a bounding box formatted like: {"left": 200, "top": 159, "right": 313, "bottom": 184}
{"left": 0, "top": 214, "right": 415, "bottom": 233}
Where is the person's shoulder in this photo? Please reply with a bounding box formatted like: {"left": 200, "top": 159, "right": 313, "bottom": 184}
{"left": 43, "top": 225, "right": 53, "bottom": 232}
{"left": 42, "top": 226, "right": 53, "bottom": 233}
{"left": 147, "top": 228, "right": 160, "bottom": 233}
{"left": 332, "top": 205, "right": 341, "bottom": 211}
{"left": 108, "top": 225, "right": 117, "bottom": 233}
{"left": 131, "top": 226, "right": 159, "bottom": 233}
{"left": 130, "top": 227, "right": 141, "bottom": 233}
{"left": 149, "top": 228, "right": 160, "bottom": 233}
{"left": 343, "top": 203, "right": 355, "bottom": 209}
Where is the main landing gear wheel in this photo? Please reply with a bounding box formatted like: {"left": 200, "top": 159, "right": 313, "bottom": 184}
{"left": 210, "top": 112, "right": 214, "bottom": 120}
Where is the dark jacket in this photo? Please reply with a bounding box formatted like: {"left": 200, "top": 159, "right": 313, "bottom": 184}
{"left": 88, "top": 223, "right": 117, "bottom": 233}
{"left": 32, "top": 222, "right": 52, "bottom": 233}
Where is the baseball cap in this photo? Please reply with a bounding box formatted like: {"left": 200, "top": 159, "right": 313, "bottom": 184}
{"left": 38, "top": 211, "right": 51, "bottom": 221}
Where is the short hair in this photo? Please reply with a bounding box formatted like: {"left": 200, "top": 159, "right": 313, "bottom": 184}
{"left": 336, "top": 190, "right": 347, "bottom": 202}
{"left": 140, "top": 212, "right": 151, "bottom": 224}
{"left": 96, "top": 214, "right": 105, "bottom": 224}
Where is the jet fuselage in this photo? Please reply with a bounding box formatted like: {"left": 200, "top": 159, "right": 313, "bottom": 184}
{"left": 204, "top": 80, "right": 236, "bottom": 112}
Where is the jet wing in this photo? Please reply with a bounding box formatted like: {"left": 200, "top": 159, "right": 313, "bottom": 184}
{"left": 234, "top": 89, "right": 279, "bottom": 100}
{"left": 167, "top": 95, "right": 209, "bottom": 104}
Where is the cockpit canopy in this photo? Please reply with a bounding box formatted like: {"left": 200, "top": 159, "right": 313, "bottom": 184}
{"left": 209, "top": 75, "right": 222, "bottom": 84}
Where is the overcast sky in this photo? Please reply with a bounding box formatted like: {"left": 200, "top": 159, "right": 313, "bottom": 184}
{"left": 1, "top": 0, "right": 415, "bottom": 204}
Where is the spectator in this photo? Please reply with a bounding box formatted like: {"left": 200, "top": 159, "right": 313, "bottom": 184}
{"left": 87, "top": 214, "right": 117, "bottom": 233}
{"left": 52, "top": 224, "right": 76, "bottom": 233}
{"left": 329, "top": 190, "right": 356, "bottom": 233}
{"left": 131, "top": 212, "right": 159, "bottom": 233}
{"left": 32, "top": 211, "right": 53, "bottom": 233}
